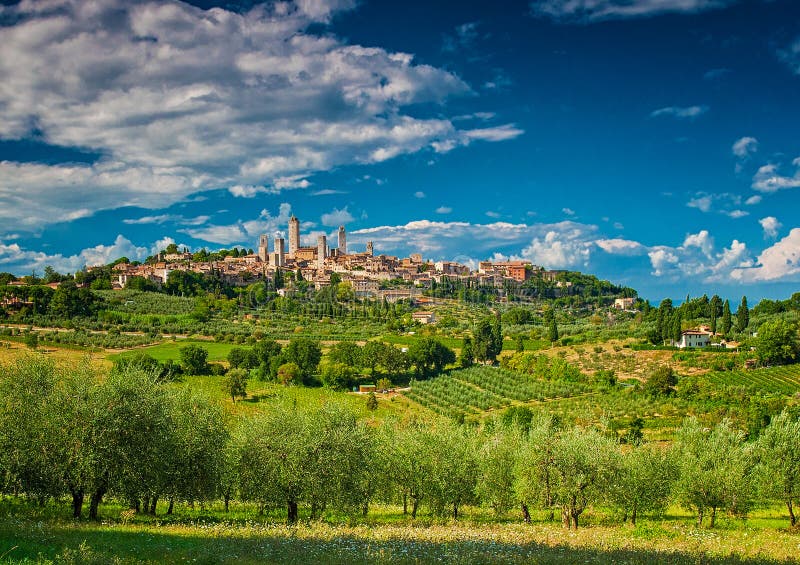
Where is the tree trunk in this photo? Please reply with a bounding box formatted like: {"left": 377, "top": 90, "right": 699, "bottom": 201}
{"left": 150, "top": 496, "right": 158, "bottom": 515}
{"left": 453, "top": 503, "right": 458, "bottom": 521}
{"left": 311, "top": 501, "right": 319, "bottom": 520}
{"left": 411, "top": 499, "right": 419, "bottom": 520}
{"left": 142, "top": 496, "right": 150, "bottom": 514}
{"left": 561, "top": 506, "right": 570, "bottom": 529}
{"left": 697, "top": 509, "right": 703, "bottom": 528}
{"left": 547, "top": 508, "right": 554, "bottom": 522}
{"left": 287, "top": 500, "right": 298, "bottom": 524}
{"left": 571, "top": 512, "right": 579, "bottom": 530}
{"left": 402, "top": 492, "right": 407, "bottom": 515}
{"left": 362, "top": 502, "right": 369, "bottom": 517}
{"left": 521, "top": 503, "right": 531, "bottom": 523}
{"left": 71, "top": 489, "right": 84, "bottom": 519}
{"left": 89, "top": 488, "right": 105, "bottom": 520}
{"left": 167, "top": 498, "right": 174, "bottom": 515}
{"left": 710, "top": 506, "right": 717, "bottom": 528}
{"left": 788, "top": 500, "right": 796, "bottom": 527}
{"left": 224, "top": 494, "right": 230, "bottom": 513}
{"left": 631, "top": 505, "right": 637, "bottom": 526}
{"left": 130, "top": 499, "right": 141, "bottom": 513}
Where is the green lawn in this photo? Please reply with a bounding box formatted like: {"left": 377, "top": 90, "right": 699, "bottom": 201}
{"left": 108, "top": 340, "right": 241, "bottom": 363}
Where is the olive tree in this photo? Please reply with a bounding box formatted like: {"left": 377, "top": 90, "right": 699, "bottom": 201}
{"left": 756, "top": 411, "right": 800, "bottom": 527}
{"left": 476, "top": 426, "right": 523, "bottom": 516}
{"left": 549, "top": 427, "right": 620, "bottom": 529}
{"left": 610, "top": 445, "right": 677, "bottom": 525}
{"left": 514, "top": 414, "right": 561, "bottom": 522}
{"left": 673, "top": 418, "right": 755, "bottom": 527}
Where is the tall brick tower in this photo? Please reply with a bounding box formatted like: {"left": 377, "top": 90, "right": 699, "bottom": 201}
{"left": 258, "top": 234, "right": 269, "bottom": 262}
{"left": 288, "top": 215, "right": 300, "bottom": 257}
{"left": 337, "top": 225, "right": 346, "bottom": 255}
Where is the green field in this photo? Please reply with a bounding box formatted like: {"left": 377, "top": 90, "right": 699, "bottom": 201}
{"left": 109, "top": 340, "right": 240, "bottom": 363}
{"left": 406, "top": 366, "right": 592, "bottom": 417}
{"left": 703, "top": 365, "right": 800, "bottom": 394}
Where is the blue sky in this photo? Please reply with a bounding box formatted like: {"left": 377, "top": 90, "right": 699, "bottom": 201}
{"left": 0, "top": 0, "right": 799, "bottom": 301}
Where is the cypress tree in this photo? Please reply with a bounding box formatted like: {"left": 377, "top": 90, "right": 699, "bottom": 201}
{"left": 736, "top": 296, "right": 749, "bottom": 333}
{"left": 721, "top": 300, "right": 732, "bottom": 335}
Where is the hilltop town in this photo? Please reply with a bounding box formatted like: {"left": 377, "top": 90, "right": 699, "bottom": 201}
{"left": 109, "top": 214, "right": 572, "bottom": 301}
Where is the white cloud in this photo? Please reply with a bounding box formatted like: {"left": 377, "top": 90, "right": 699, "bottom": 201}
{"left": 648, "top": 248, "right": 680, "bottom": 277}
{"left": 435, "top": 206, "right": 453, "bottom": 214}
{"left": 520, "top": 230, "right": 592, "bottom": 268}
{"left": 181, "top": 203, "right": 293, "bottom": 244}
{"left": 123, "top": 214, "right": 209, "bottom": 226}
{"left": 0, "top": 234, "right": 153, "bottom": 274}
{"left": 752, "top": 163, "right": 800, "bottom": 193}
{"left": 312, "top": 188, "right": 346, "bottom": 196}
{"left": 687, "top": 195, "right": 712, "bottom": 212}
{"left": 414, "top": 191, "right": 426, "bottom": 198}
{"left": 683, "top": 230, "right": 714, "bottom": 257}
{"left": 530, "top": 0, "right": 739, "bottom": 22}
{"left": 562, "top": 207, "right": 575, "bottom": 216}
{"left": 723, "top": 209, "right": 748, "bottom": 219}
{"left": 650, "top": 105, "right": 708, "bottom": 119}
{"left": 708, "top": 240, "right": 751, "bottom": 278}
{"left": 485, "top": 211, "right": 501, "bottom": 218}
{"left": 732, "top": 136, "right": 758, "bottom": 158}
{"left": 595, "top": 238, "right": 646, "bottom": 255}
{"left": 731, "top": 229, "right": 800, "bottom": 282}
{"left": 759, "top": 216, "right": 782, "bottom": 239}
{"left": 320, "top": 206, "right": 354, "bottom": 227}
{"left": 642, "top": 229, "right": 755, "bottom": 281}
{"left": 745, "top": 195, "right": 762, "bottom": 205}
{"left": 0, "top": 0, "right": 521, "bottom": 232}
{"left": 686, "top": 192, "right": 749, "bottom": 218}
{"left": 349, "top": 219, "right": 593, "bottom": 259}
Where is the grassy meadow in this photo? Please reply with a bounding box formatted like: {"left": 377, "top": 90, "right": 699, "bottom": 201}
{"left": 1, "top": 501, "right": 798, "bottom": 564}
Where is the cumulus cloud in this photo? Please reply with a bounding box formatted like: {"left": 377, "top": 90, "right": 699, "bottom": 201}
{"left": 732, "top": 136, "right": 758, "bottom": 158}
{"left": 435, "top": 206, "right": 453, "bottom": 214}
{"left": 752, "top": 162, "right": 800, "bottom": 193}
{"left": 731, "top": 229, "right": 800, "bottom": 282}
{"left": 686, "top": 192, "right": 746, "bottom": 217}
{"left": 320, "top": 206, "right": 354, "bottom": 227}
{"left": 648, "top": 248, "right": 680, "bottom": 277}
{"left": 595, "top": 238, "right": 647, "bottom": 256}
{"left": 0, "top": 0, "right": 521, "bottom": 232}
{"left": 643, "top": 229, "right": 755, "bottom": 282}
{"left": 759, "top": 216, "right": 781, "bottom": 239}
{"left": 180, "top": 203, "right": 293, "bottom": 244}
{"left": 520, "top": 230, "right": 592, "bottom": 268}
{"left": 650, "top": 105, "right": 708, "bottom": 119}
{"left": 530, "top": 0, "right": 739, "bottom": 22}
{"left": 414, "top": 191, "right": 426, "bottom": 198}
{"left": 0, "top": 234, "right": 152, "bottom": 274}
{"left": 683, "top": 230, "right": 714, "bottom": 257}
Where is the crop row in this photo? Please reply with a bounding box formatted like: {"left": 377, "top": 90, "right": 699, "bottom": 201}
{"left": 704, "top": 365, "right": 800, "bottom": 394}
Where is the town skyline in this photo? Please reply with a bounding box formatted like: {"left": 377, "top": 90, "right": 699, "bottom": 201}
{"left": 0, "top": 0, "right": 799, "bottom": 301}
